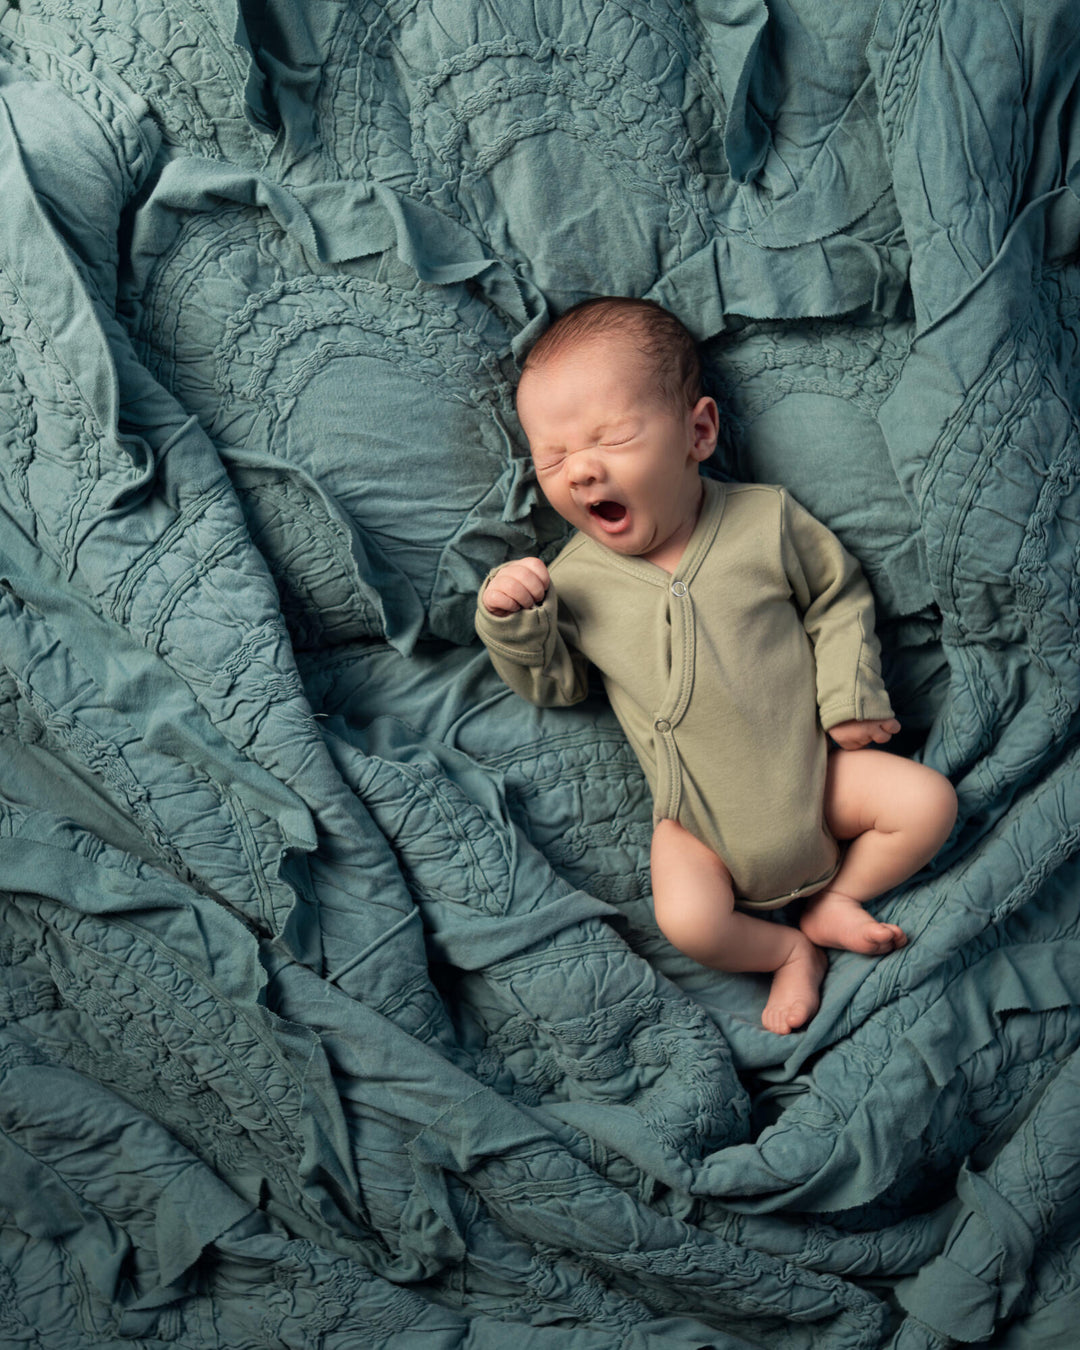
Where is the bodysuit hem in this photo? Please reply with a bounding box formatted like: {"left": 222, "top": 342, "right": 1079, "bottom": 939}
{"left": 734, "top": 858, "right": 841, "bottom": 911}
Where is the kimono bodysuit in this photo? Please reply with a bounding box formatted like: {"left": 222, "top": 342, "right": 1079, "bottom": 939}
{"left": 475, "top": 480, "right": 895, "bottom": 907}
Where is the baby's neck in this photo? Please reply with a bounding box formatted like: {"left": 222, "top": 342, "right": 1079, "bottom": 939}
{"left": 642, "top": 537, "right": 687, "bottom": 574}
{"left": 640, "top": 480, "right": 705, "bottom": 574}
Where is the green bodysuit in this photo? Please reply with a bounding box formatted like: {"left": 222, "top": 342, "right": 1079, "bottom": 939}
{"left": 475, "top": 480, "right": 895, "bottom": 907}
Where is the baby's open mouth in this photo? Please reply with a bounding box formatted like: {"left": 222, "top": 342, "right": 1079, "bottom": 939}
{"left": 589, "top": 500, "right": 627, "bottom": 524}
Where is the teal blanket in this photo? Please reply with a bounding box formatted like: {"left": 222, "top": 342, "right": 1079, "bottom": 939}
{"left": 1, "top": 2, "right": 1079, "bottom": 1346}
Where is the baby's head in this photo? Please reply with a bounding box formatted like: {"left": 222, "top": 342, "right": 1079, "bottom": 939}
{"left": 515, "top": 297, "right": 718, "bottom": 567}
{"left": 521, "top": 296, "right": 704, "bottom": 414}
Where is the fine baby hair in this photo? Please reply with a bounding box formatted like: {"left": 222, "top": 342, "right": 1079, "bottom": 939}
{"left": 520, "top": 295, "right": 704, "bottom": 412}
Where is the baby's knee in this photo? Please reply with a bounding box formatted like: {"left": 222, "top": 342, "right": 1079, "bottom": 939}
{"left": 904, "top": 764, "right": 958, "bottom": 850}
{"left": 918, "top": 765, "right": 957, "bottom": 822}
{"left": 653, "top": 893, "right": 733, "bottom": 965}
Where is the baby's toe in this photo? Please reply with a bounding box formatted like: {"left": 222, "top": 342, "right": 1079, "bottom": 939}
{"left": 762, "top": 998, "right": 814, "bottom": 1035}
{"left": 865, "top": 922, "right": 906, "bottom": 954}
{"left": 762, "top": 1012, "right": 792, "bottom": 1036}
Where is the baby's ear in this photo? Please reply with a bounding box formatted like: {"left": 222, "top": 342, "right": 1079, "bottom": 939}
{"left": 690, "top": 396, "right": 720, "bottom": 460}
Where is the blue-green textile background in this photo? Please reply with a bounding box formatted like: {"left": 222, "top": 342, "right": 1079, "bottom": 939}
{"left": 1, "top": 2, "right": 1079, "bottom": 1346}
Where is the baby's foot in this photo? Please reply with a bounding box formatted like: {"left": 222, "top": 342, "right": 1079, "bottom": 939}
{"left": 800, "top": 890, "right": 907, "bottom": 956}
{"left": 761, "top": 936, "right": 828, "bottom": 1035}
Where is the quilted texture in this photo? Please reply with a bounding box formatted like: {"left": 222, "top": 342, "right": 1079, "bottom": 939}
{"left": 1, "top": 2, "right": 1079, "bottom": 1346}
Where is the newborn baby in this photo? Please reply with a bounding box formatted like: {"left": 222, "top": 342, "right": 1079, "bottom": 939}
{"left": 476, "top": 297, "right": 957, "bottom": 1033}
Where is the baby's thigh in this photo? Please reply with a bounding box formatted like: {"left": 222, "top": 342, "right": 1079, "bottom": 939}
{"left": 824, "top": 749, "right": 953, "bottom": 839}
{"left": 649, "top": 819, "right": 735, "bottom": 944}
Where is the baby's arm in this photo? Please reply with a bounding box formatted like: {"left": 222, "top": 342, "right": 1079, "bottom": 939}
{"left": 475, "top": 558, "right": 589, "bottom": 706}
{"left": 779, "top": 491, "right": 896, "bottom": 731}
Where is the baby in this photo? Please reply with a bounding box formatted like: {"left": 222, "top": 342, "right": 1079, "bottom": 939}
{"left": 475, "top": 297, "right": 957, "bottom": 1034}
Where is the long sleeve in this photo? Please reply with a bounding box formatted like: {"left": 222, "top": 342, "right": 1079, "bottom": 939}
{"left": 779, "top": 491, "right": 895, "bottom": 729}
{"left": 474, "top": 568, "right": 590, "bottom": 707}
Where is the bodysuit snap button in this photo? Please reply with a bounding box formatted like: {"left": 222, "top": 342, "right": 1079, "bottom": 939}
{"left": 671, "top": 580, "right": 687, "bottom": 597}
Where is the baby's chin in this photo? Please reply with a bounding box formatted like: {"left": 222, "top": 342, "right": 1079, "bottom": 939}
{"left": 580, "top": 520, "right": 652, "bottom": 557}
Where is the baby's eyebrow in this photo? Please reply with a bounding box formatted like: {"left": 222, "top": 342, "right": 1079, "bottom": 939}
{"left": 577, "top": 414, "right": 640, "bottom": 443}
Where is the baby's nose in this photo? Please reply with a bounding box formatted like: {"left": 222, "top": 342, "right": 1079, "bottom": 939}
{"left": 567, "top": 451, "right": 603, "bottom": 485}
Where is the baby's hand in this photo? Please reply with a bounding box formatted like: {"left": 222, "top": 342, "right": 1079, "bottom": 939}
{"left": 829, "top": 717, "right": 901, "bottom": 750}
{"left": 482, "top": 557, "right": 551, "bottom": 616}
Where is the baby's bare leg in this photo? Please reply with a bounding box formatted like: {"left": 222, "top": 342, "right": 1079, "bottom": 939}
{"left": 800, "top": 750, "right": 957, "bottom": 955}
{"left": 651, "top": 819, "right": 827, "bottom": 1035}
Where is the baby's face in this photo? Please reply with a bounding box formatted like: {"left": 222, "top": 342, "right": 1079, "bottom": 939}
{"left": 516, "top": 337, "right": 717, "bottom": 566}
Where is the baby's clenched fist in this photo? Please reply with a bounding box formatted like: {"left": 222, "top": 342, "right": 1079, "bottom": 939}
{"left": 482, "top": 557, "right": 551, "bottom": 616}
